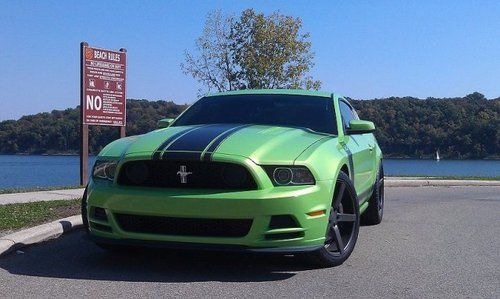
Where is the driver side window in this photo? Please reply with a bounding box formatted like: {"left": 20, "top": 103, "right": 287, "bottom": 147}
{"left": 339, "top": 100, "right": 358, "bottom": 129}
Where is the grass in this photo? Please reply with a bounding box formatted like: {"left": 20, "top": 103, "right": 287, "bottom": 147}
{"left": 0, "top": 185, "right": 83, "bottom": 194}
{"left": 0, "top": 199, "right": 81, "bottom": 232}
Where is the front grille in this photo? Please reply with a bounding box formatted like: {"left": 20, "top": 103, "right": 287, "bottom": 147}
{"left": 115, "top": 214, "right": 253, "bottom": 237}
{"left": 117, "top": 160, "right": 257, "bottom": 190}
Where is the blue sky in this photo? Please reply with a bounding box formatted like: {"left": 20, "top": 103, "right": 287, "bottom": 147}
{"left": 0, "top": 1, "right": 498, "bottom": 120}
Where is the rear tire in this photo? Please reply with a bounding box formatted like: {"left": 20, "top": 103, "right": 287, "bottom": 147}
{"left": 360, "top": 163, "right": 384, "bottom": 226}
{"left": 303, "top": 171, "right": 360, "bottom": 267}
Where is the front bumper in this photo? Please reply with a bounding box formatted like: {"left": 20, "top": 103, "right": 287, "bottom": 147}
{"left": 86, "top": 234, "right": 323, "bottom": 253}
{"left": 85, "top": 179, "right": 334, "bottom": 251}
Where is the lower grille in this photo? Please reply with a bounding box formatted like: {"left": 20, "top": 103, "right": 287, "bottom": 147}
{"left": 115, "top": 214, "right": 253, "bottom": 238}
{"left": 92, "top": 207, "right": 108, "bottom": 221}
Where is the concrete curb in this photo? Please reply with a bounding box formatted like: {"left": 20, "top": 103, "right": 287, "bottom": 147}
{"left": 385, "top": 179, "right": 500, "bottom": 187}
{"left": 0, "top": 215, "right": 82, "bottom": 257}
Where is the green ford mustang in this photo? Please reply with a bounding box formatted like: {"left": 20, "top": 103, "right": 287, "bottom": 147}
{"left": 82, "top": 89, "right": 384, "bottom": 267}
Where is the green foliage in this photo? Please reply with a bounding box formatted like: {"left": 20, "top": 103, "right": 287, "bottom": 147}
{"left": 232, "top": 9, "right": 321, "bottom": 90}
{"left": 0, "top": 94, "right": 498, "bottom": 159}
{"left": 0, "top": 99, "right": 188, "bottom": 155}
{"left": 181, "top": 9, "right": 321, "bottom": 92}
{"left": 351, "top": 93, "right": 499, "bottom": 159}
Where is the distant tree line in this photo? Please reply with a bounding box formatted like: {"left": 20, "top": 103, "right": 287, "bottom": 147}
{"left": 351, "top": 92, "right": 499, "bottom": 159}
{"left": 0, "top": 92, "right": 498, "bottom": 159}
{"left": 0, "top": 100, "right": 187, "bottom": 155}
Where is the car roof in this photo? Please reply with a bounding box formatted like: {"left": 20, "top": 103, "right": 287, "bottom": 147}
{"left": 208, "top": 89, "right": 337, "bottom": 99}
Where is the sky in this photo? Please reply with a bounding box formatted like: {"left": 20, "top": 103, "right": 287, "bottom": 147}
{"left": 0, "top": 1, "right": 499, "bottom": 121}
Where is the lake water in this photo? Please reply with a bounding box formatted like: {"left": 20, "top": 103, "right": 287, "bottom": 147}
{"left": 0, "top": 155, "right": 498, "bottom": 189}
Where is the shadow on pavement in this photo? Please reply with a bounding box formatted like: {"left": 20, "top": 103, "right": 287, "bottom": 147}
{"left": 0, "top": 229, "right": 317, "bottom": 283}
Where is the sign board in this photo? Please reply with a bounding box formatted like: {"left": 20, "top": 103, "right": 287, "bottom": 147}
{"left": 82, "top": 45, "right": 127, "bottom": 126}
{"left": 80, "top": 42, "right": 127, "bottom": 186}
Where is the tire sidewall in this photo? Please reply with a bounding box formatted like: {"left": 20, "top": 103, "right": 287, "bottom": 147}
{"left": 315, "top": 171, "right": 360, "bottom": 266}
{"left": 81, "top": 186, "right": 89, "bottom": 232}
{"left": 377, "top": 165, "right": 384, "bottom": 220}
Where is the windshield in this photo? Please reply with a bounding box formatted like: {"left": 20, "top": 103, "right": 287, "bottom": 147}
{"left": 173, "top": 94, "right": 337, "bottom": 134}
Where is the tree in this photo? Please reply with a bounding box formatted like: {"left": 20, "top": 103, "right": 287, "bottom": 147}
{"left": 181, "top": 9, "right": 321, "bottom": 92}
{"left": 181, "top": 11, "right": 239, "bottom": 92}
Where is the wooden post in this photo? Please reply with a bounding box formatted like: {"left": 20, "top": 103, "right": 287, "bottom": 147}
{"left": 80, "top": 42, "right": 89, "bottom": 186}
{"left": 119, "top": 126, "right": 126, "bottom": 138}
{"left": 119, "top": 47, "right": 127, "bottom": 138}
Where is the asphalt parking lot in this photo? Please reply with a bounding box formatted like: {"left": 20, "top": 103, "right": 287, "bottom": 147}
{"left": 0, "top": 186, "right": 498, "bottom": 298}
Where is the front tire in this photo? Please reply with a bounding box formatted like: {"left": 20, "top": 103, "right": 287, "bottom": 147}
{"left": 303, "top": 171, "right": 360, "bottom": 267}
{"left": 81, "top": 186, "right": 89, "bottom": 233}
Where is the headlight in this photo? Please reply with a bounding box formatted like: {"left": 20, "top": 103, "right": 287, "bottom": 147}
{"left": 264, "top": 166, "right": 315, "bottom": 186}
{"left": 92, "top": 160, "right": 118, "bottom": 181}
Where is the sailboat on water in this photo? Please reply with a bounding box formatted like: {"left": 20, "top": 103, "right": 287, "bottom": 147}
{"left": 436, "top": 149, "right": 440, "bottom": 161}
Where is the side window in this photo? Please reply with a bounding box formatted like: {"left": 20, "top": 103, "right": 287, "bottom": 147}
{"left": 339, "top": 100, "right": 356, "bottom": 129}
{"left": 351, "top": 107, "right": 360, "bottom": 120}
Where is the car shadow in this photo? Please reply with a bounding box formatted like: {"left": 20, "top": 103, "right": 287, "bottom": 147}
{"left": 0, "top": 230, "right": 318, "bottom": 283}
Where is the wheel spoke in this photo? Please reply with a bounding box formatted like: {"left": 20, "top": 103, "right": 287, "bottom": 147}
{"left": 337, "top": 213, "right": 356, "bottom": 222}
{"left": 329, "top": 211, "right": 336, "bottom": 222}
{"left": 332, "top": 225, "right": 344, "bottom": 254}
{"left": 334, "top": 182, "right": 345, "bottom": 208}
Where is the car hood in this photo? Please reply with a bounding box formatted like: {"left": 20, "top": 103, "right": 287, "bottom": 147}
{"left": 108, "top": 124, "right": 330, "bottom": 164}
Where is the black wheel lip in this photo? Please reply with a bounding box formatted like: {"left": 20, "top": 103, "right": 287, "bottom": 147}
{"left": 377, "top": 170, "right": 385, "bottom": 214}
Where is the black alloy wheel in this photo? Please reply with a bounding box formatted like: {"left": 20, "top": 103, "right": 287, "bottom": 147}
{"left": 304, "top": 171, "right": 360, "bottom": 267}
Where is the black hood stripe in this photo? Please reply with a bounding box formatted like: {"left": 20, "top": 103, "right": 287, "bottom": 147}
{"left": 161, "top": 124, "right": 243, "bottom": 160}
{"left": 152, "top": 126, "right": 200, "bottom": 160}
{"left": 202, "top": 124, "right": 252, "bottom": 161}
{"left": 161, "top": 151, "right": 203, "bottom": 161}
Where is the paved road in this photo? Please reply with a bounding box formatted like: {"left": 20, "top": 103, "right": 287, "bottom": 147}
{"left": 0, "top": 186, "right": 498, "bottom": 298}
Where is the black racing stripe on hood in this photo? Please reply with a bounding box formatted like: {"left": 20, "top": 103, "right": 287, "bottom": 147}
{"left": 161, "top": 151, "right": 203, "bottom": 161}
{"left": 151, "top": 127, "right": 199, "bottom": 160}
{"left": 202, "top": 124, "right": 252, "bottom": 161}
{"left": 163, "top": 124, "right": 243, "bottom": 155}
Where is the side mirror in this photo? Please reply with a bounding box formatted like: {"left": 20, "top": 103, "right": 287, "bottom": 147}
{"left": 346, "top": 120, "right": 375, "bottom": 134}
{"left": 157, "top": 118, "right": 174, "bottom": 129}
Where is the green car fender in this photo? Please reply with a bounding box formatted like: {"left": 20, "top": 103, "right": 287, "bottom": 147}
{"left": 98, "top": 135, "right": 140, "bottom": 159}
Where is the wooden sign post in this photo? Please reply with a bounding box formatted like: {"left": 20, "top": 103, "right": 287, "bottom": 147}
{"left": 80, "top": 42, "right": 127, "bottom": 186}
